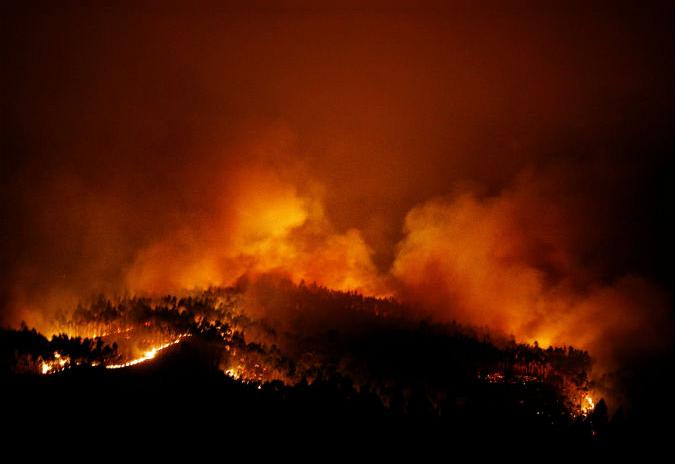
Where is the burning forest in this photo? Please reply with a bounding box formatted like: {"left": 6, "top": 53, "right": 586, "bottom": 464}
{"left": 2, "top": 0, "right": 674, "bottom": 451}
{"left": 3, "top": 279, "right": 604, "bottom": 440}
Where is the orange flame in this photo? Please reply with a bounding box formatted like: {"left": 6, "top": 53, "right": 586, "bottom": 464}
{"left": 106, "top": 334, "right": 189, "bottom": 369}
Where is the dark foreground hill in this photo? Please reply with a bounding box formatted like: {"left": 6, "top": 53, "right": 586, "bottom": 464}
{"left": 4, "top": 331, "right": 612, "bottom": 451}
{"left": 0, "top": 281, "right": 666, "bottom": 451}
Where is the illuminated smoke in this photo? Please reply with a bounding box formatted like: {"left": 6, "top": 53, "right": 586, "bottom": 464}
{"left": 124, "top": 165, "right": 388, "bottom": 297}
{"left": 391, "top": 168, "right": 672, "bottom": 370}
{"left": 1, "top": 3, "right": 672, "bottom": 392}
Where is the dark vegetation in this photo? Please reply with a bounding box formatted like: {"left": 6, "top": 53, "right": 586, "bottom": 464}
{"left": 1, "top": 280, "right": 632, "bottom": 448}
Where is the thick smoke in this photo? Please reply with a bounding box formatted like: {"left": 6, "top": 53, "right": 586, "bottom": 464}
{"left": 1, "top": 3, "right": 673, "bottom": 376}
{"left": 392, "top": 166, "right": 672, "bottom": 369}
{"left": 124, "top": 161, "right": 387, "bottom": 297}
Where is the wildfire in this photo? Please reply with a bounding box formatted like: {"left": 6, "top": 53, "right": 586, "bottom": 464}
{"left": 37, "top": 333, "right": 190, "bottom": 374}
{"left": 581, "top": 394, "right": 595, "bottom": 414}
{"left": 106, "top": 334, "right": 189, "bottom": 369}
{"left": 40, "top": 352, "right": 69, "bottom": 375}
{"left": 224, "top": 367, "right": 242, "bottom": 380}
{"left": 27, "top": 287, "right": 601, "bottom": 420}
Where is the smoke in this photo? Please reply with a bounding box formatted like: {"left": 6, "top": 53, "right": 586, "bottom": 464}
{"left": 391, "top": 167, "right": 672, "bottom": 369}
{"left": 124, "top": 161, "right": 388, "bottom": 297}
{"left": 1, "top": 2, "right": 673, "bottom": 379}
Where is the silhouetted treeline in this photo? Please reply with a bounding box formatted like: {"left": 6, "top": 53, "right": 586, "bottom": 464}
{"left": 1, "top": 279, "right": 618, "bottom": 447}
{"left": 0, "top": 324, "right": 118, "bottom": 375}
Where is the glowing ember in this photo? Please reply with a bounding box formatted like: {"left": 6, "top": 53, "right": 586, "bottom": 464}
{"left": 484, "top": 372, "right": 505, "bottom": 383}
{"left": 106, "top": 334, "right": 189, "bottom": 369}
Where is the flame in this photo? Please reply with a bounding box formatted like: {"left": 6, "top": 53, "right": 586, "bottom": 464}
{"left": 39, "top": 334, "right": 189, "bottom": 373}
{"left": 106, "top": 334, "right": 189, "bottom": 369}
{"left": 224, "top": 367, "right": 241, "bottom": 380}
{"left": 581, "top": 394, "right": 595, "bottom": 414}
{"left": 17, "top": 165, "right": 669, "bottom": 378}
{"left": 40, "top": 352, "right": 69, "bottom": 375}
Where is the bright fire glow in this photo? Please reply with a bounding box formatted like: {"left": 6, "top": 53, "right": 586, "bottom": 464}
{"left": 224, "top": 367, "right": 241, "bottom": 380}
{"left": 105, "top": 334, "right": 189, "bottom": 369}
{"left": 581, "top": 394, "right": 595, "bottom": 414}
{"left": 38, "top": 334, "right": 189, "bottom": 374}
{"left": 40, "top": 352, "right": 69, "bottom": 375}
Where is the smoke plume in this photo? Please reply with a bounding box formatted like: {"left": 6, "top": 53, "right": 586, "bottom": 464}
{"left": 2, "top": 2, "right": 673, "bottom": 376}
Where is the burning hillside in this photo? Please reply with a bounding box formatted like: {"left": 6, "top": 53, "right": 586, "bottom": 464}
{"left": 2, "top": 1, "right": 673, "bottom": 450}
{"left": 3, "top": 279, "right": 600, "bottom": 426}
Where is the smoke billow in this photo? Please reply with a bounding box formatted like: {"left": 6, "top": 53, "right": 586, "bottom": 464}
{"left": 1, "top": 2, "right": 673, "bottom": 380}
{"left": 123, "top": 162, "right": 388, "bottom": 297}
{"left": 392, "top": 166, "right": 672, "bottom": 369}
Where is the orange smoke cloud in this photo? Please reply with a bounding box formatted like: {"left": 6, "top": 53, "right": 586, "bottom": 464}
{"left": 123, "top": 159, "right": 672, "bottom": 372}
{"left": 391, "top": 169, "right": 672, "bottom": 369}
{"left": 2, "top": 2, "right": 672, "bottom": 395}
{"left": 125, "top": 166, "right": 387, "bottom": 297}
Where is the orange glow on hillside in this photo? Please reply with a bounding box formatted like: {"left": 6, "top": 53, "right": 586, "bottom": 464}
{"left": 106, "top": 334, "right": 189, "bottom": 369}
